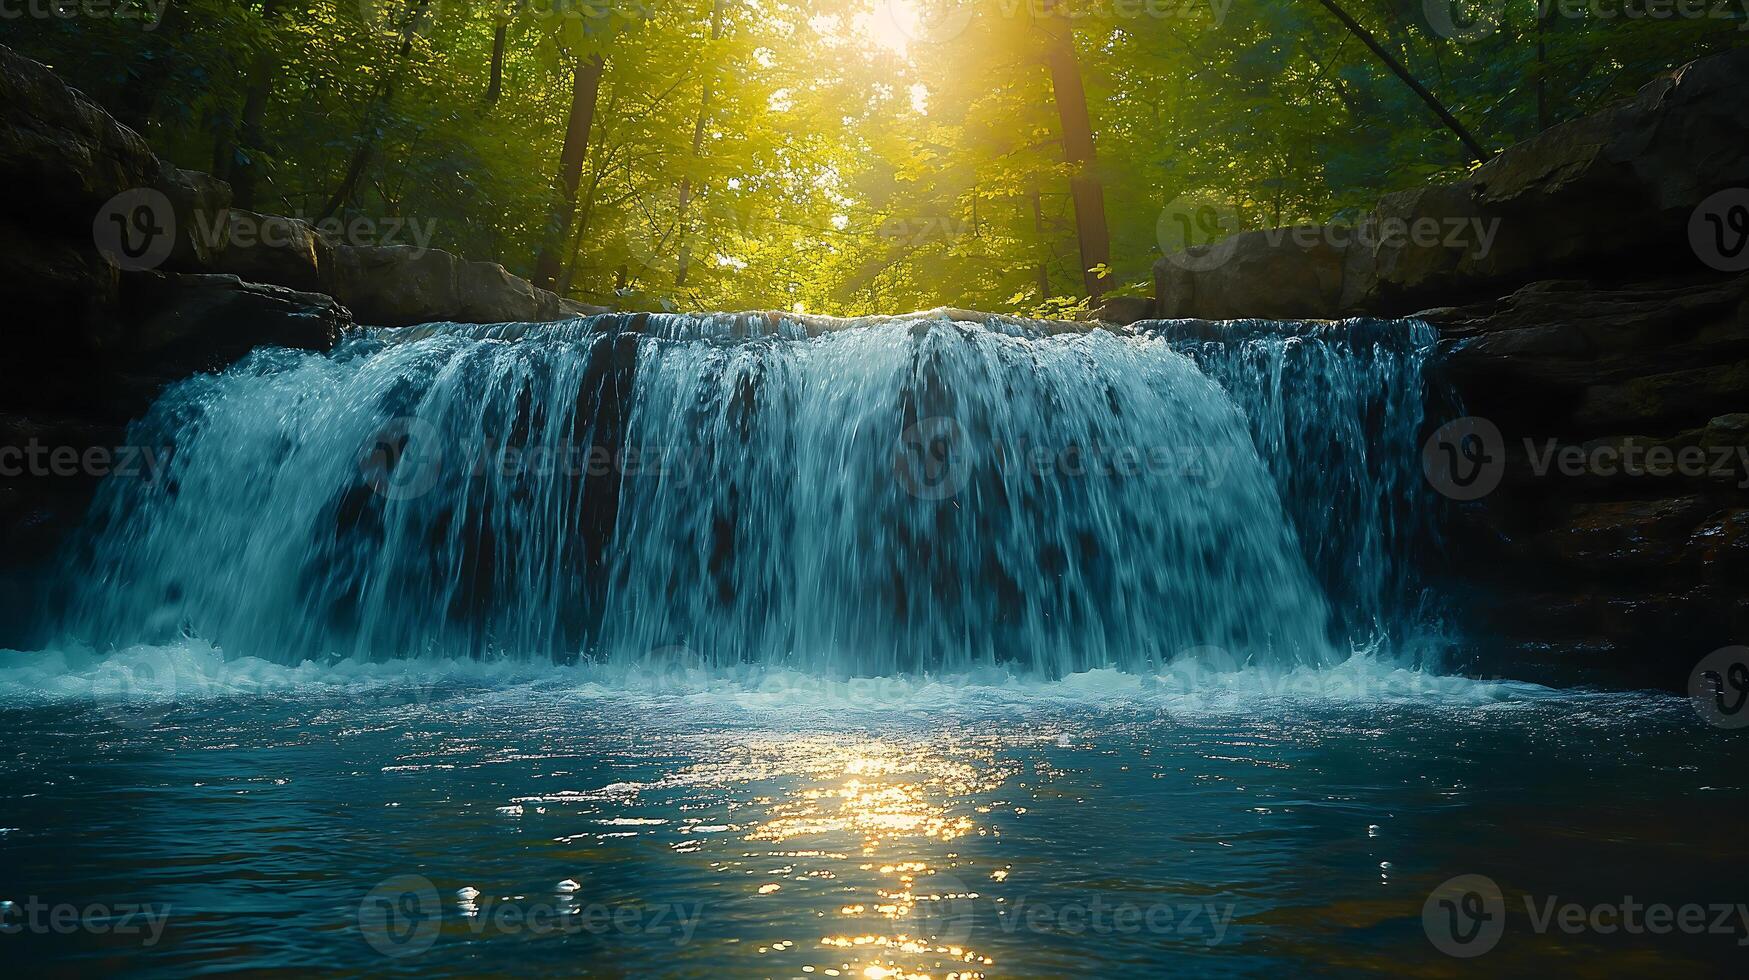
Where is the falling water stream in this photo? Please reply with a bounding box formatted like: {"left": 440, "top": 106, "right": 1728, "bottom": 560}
{"left": 0, "top": 312, "right": 1740, "bottom": 974}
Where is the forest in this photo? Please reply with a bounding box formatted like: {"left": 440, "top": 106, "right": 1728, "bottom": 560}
{"left": 11, "top": 0, "right": 1734, "bottom": 316}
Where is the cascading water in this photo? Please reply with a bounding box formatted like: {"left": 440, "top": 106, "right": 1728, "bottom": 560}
{"left": 60, "top": 311, "right": 1440, "bottom": 676}
{"left": 1151, "top": 318, "right": 1445, "bottom": 655}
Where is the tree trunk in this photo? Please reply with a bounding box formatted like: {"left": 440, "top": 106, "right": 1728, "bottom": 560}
{"left": 1030, "top": 183, "right": 1050, "bottom": 300}
{"left": 1535, "top": 4, "right": 1550, "bottom": 132}
{"left": 113, "top": 1, "right": 188, "bottom": 134}
{"left": 533, "top": 54, "right": 606, "bottom": 291}
{"left": 1041, "top": 14, "right": 1110, "bottom": 299}
{"left": 484, "top": 21, "right": 508, "bottom": 107}
{"left": 219, "top": 0, "right": 292, "bottom": 209}
{"left": 1311, "top": 0, "right": 1490, "bottom": 164}
{"left": 674, "top": 0, "right": 727, "bottom": 288}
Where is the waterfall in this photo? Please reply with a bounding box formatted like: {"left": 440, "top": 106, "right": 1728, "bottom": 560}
{"left": 61, "top": 312, "right": 1440, "bottom": 676}
{"left": 1149, "top": 318, "right": 1445, "bottom": 655}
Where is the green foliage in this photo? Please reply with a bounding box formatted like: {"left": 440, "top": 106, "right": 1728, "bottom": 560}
{"left": 10, "top": 0, "right": 1736, "bottom": 314}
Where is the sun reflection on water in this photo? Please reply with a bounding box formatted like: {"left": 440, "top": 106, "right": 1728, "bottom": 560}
{"left": 715, "top": 736, "right": 1017, "bottom": 978}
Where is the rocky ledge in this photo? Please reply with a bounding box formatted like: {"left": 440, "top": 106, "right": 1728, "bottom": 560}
{"left": 0, "top": 43, "right": 603, "bottom": 598}
{"left": 1148, "top": 48, "right": 1749, "bottom": 686}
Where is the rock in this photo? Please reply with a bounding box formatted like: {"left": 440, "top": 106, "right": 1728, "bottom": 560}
{"left": 118, "top": 272, "right": 349, "bottom": 376}
{"left": 1432, "top": 273, "right": 1749, "bottom": 431}
{"left": 213, "top": 209, "right": 331, "bottom": 294}
{"left": 1572, "top": 361, "right": 1749, "bottom": 432}
{"left": 150, "top": 162, "right": 232, "bottom": 273}
{"left": 1091, "top": 294, "right": 1154, "bottom": 325}
{"left": 457, "top": 258, "right": 560, "bottom": 323}
{"left": 1153, "top": 225, "right": 1344, "bottom": 320}
{"left": 0, "top": 218, "right": 120, "bottom": 355}
{"left": 330, "top": 245, "right": 461, "bottom": 327}
{"left": 1338, "top": 183, "right": 1496, "bottom": 313}
{"left": 332, "top": 244, "right": 589, "bottom": 326}
{"left": 0, "top": 44, "right": 158, "bottom": 227}
{"left": 1156, "top": 48, "right": 1749, "bottom": 319}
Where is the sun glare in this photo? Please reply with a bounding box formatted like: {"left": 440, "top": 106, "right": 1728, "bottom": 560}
{"left": 859, "top": 0, "right": 921, "bottom": 59}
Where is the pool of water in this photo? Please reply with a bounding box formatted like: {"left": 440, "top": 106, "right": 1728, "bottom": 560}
{"left": 2, "top": 646, "right": 1743, "bottom": 975}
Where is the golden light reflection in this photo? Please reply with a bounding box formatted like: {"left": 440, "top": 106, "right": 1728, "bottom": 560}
{"left": 723, "top": 736, "right": 1016, "bottom": 978}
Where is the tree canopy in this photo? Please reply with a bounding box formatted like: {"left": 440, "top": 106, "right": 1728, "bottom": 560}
{"left": 16, "top": 0, "right": 1736, "bottom": 315}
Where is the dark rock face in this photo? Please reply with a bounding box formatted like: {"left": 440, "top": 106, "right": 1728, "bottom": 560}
{"left": 1155, "top": 226, "right": 1345, "bottom": 320}
{"left": 329, "top": 244, "right": 598, "bottom": 327}
{"left": 0, "top": 43, "right": 614, "bottom": 616}
{"left": 121, "top": 273, "right": 350, "bottom": 377}
{"left": 1426, "top": 274, "right": 1749, "bottom": 684}
{"left": 1155, "top": 48, "right": 1749, "bottom": 321}
{"left": 0, "top": 44, "right": 157, "bottom": 228}
{"left": 1091, "top": 294, "right": 1155, "bottom": 326}
{"left": 212, "top": 210, "right": 332, "bottom": 294}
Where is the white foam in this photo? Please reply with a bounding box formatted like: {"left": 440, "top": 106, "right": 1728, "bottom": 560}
{"left": 0, "top": 637, "right": 1647, "bottom": 724}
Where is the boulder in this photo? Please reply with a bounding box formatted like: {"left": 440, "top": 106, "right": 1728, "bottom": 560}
{"left": 150, "top": 162, "right": 232, "bottom": 273}
{"left": 0, "top": 44, "right": 158, "bottom": 227}
{"left": 1153, "top": 225, "right": 1344, "bottom": 320}
{"left": 119, "top": 272, "right": 349, "bottom": 376}
{"left": 0, "top": 218, "right": 121, "bottom": 353}
{"left": 1428, "top": 272, "right": 1749, "bottom": 685}
{"left": 1091, "top": 294, "right": 1154, "bottom": 325}
{"left": 1155, "top": 47, "right": 1749, "bottom": 319}
{"left": 213, "top": 209, "right": 331, "bottom": 294}
{"left": 332, "top": 244, "right": 589, "bottom": 326}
